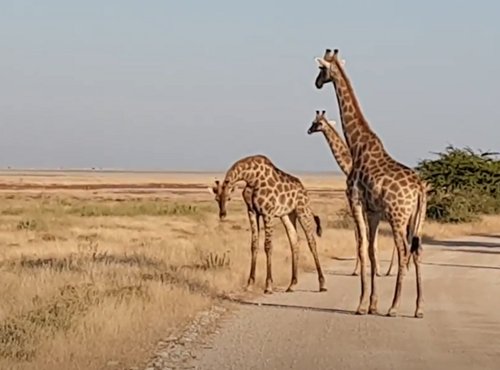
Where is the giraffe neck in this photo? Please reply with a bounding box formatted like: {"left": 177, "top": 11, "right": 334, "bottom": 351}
{"left": 222, "top": 161, "right": 258, "bottom": 195}
{"left": 321, "top": 123, "right": 352, "bottom": 175}
{"left": 330, "top": 61, "right": 383, "bottom": 157}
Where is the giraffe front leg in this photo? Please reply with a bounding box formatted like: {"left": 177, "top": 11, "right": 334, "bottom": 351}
{"left": 263, "top": 217, "right": 274, "bottom": 294}
{"left": 387, "top": 226, "right": 409, "bottom": 317}
{"left": 281, "top": 214, "right": 299, "bottom": 292}
{"left": 367, "top": 212, "right": 381, "bottom": 314}
{"left": 349, "top": 204, "right": 360, "bottom": 276}
{"left": 246, "top": 210, "right": 259, "bottom": 291}
{"left": 298, "top": 208, "right": 327, "bottom": 292}
{"left": 350, "top": 200, "right": 369, "bottom": 315}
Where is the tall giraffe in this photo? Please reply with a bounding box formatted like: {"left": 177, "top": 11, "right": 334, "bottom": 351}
{"left": 314, "top": 49, "right": 427, "bottom": 318}
{"left": 307, "top": 110, "right": 398, "bottom": 276}
{"left": 211, "top": 154, "right": 327, "bottom": 294}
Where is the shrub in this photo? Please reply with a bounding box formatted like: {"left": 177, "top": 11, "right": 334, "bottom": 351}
{"left": 416, "top": 145, "right": 500, "bottom": 223}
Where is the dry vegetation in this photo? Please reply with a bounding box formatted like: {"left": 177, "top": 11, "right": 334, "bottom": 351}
{"left": 0, "top": 170, "right": 498, "bottom": 370}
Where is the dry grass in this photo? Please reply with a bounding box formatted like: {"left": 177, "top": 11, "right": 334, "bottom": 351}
{"left": 0, "top": 170, "right": 498, "bottom": 370}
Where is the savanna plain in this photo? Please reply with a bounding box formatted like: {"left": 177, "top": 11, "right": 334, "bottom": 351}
{"left": 1, "top": 170, "right": 499, "bottom": 370}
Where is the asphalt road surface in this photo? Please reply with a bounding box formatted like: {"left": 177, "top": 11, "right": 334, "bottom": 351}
{"left": 191, "top": 235, "right": 500, "bottom": 370}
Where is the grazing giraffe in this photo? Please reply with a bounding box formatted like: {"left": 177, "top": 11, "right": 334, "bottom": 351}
{"left": 211, "top": 154, "right": 327, "bottom": 294}
{"left": 307, "top": 110, "right": 398, "bottom": 277}
{"left": 314, "top": 49, "right": 427, "bottom": 318}
{"left": 216, "top": 183, "right": 323, "bottom": 239}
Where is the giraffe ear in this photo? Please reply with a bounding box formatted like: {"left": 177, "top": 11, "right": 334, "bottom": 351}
{"left": 339, "top": 58, "right": 346, "bottom": 67}
{"left": 315, "top": 57, "right": 331, "bottom": 68}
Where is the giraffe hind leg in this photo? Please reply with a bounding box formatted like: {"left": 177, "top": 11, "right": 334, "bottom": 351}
{"left": 412, "top": 235, "right": 424, "bottom": 318}
{"left": 387, "top": 224, "right": 409, "bottom": 317}
{"left": 281, "top": 214, "right": 299, "bottom": 292}
{"left": 298, "top": 208, "right": 327, "bottom": 292}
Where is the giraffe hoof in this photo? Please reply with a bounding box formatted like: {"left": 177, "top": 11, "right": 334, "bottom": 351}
{"left": 375, "top": 272, "right": 382, "bottom": 277}
{"left": 415, "top": 310, "right": 424, "bottom": 319}
{"left": 319, "top": 287, "right": 328, "bottom": 292}
{"left": 285, "top": 286, "right": 295, "bottom": 293}
{"left": 351, "top": 271, "right": 359, "bottom": 276}
{"left": 386, "top": 308, "right": 398, "bottom": 317}
{"left": 264, "top": 288, "right": 273, "bottom": 294}
{"left": 368, "top": 306, "right": 378, "bottom": 315}
{"left": 355, "top": 307, "right": 368, "bottom": 315}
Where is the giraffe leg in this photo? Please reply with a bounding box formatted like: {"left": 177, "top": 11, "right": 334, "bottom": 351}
{"left": 298, "top": 208, "right": 327, "bottom": 292}
{"left": 406, "top": 249, "right": 413, "bottom": 270}
{"left": 352, "top": 245, "right": 360, "bottom": 276}
{"left": 246, "top": 210, "right": 259, "bottom": 291}
{"left": 350, "top": 200, "right": 369, "bottom": 315}
{"left": 369, "top": 217, "right": 382, "bottom": 277}
{"left": 385, "top": 245, "right": 397, "bottom": 276}
{"left": 387, "top": 225, "right": 409, "bottom": 317}
{"left": 281, "top": 214, "right": 299, "bottom": 292}
{"left": 350, "top": 205, "right": 360, "bottom": 276}
{"left": 413, "top": 249, "right": 424, "bottom": 318}
{"left": 367, "top": 212, "right": 381, "bottom": 314}
{"left": 263, "top": 216, "right": 274, "bottom": 294}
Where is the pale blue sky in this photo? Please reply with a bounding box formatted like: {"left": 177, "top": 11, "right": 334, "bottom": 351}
{"left": 1, "top": 0, "right": 499, "bottom": 171}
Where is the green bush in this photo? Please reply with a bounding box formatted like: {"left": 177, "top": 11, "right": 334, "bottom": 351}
{"left": 416, "top": 145, "right": 500, "bottom": 223}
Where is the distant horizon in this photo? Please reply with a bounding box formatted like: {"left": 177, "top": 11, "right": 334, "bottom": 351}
{"left": 0, "top": 166, "right": 344, "bottom": 176}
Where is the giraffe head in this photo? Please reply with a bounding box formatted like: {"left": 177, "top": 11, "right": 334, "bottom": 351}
{"left": 307, "top": 110, "right": 336, "bottom": 135}
{"left": 314, "top": 49, "right": 346, "bottom": 89}
{"left": 210, "top": 179, "right": 232, "bottom": 220}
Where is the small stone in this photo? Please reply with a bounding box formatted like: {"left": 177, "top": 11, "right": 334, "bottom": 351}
{"left": 106, "top": 360, "right": 119, "bottom": 367}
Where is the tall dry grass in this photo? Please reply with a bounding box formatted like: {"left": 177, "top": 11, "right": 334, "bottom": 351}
{"left": 0, "top": 171, "right": 498, "bottom": 370}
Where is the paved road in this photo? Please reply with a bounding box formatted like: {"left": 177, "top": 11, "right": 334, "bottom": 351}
{"left": 191, "top": 235, "right": 500, "bottom": 370}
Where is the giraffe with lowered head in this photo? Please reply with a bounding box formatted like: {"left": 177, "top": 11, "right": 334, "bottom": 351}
{"left": 307, "top": 110, "right": 398, "bottom": 277}
{"left": 211, "top": 154, "right": 327, "bottom": 294}
{"left": 314, "top": 49, "right": 427, "bottom": 318}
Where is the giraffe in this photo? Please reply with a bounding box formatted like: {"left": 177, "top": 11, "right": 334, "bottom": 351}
{"left": 211, "top": 154, "right": 327, "bottom": 294}
{"left": 307, "top": 109, "right": 398, "bottom": 277}
{"left": 214, "top": 182, "right": 323, "bottom": 238}
{"left": 314, "top": 49, "right": 427, "bottom": 318}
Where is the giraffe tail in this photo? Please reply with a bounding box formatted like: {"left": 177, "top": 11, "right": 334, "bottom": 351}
{"left": 410, "top": 185, "right": 427, "bottom": 254}
{"left": 313, "top": 214, "right": 322, "bottom": 237}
